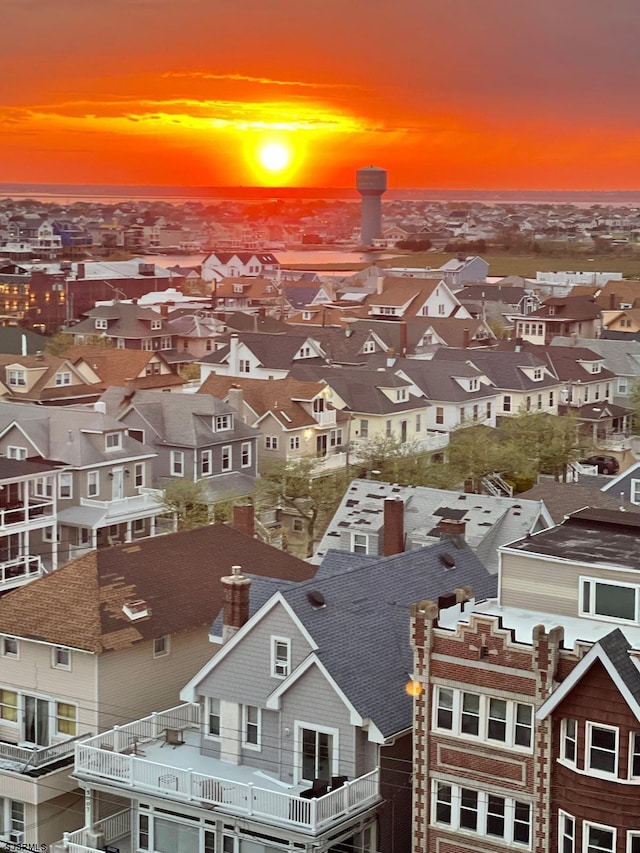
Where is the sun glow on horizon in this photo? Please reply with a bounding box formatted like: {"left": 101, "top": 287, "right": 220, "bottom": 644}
{"left": 258, "top": 141, "right": 291, "bottom": 173}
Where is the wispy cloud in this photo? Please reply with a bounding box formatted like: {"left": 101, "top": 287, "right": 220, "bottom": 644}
{"left": 161, "top": 71, "right": 362, "bottom": 90}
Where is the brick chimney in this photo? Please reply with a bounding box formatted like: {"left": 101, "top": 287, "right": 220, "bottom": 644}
{"left": 438, "top": 518, "right": 466, "bottom": 549}
{"left": 221, "top": 565, "right": 251, "bottom": 643}
{"left": 227, "top": 383, "right": 244, "bottom": 417}
{"left": 383, "top": 496, "right": 404, "bottom": 556}
{"left": 463, "top": 327, "right": 470, "bottom": 348}
{"left": 124, "top": 377, "right": 135, "bottom": 398}
{"left": 609, "top": 291, "right": 617, "bottom": 310}
{"left": 232, "top": 503, "right": 254, "bottom": 537}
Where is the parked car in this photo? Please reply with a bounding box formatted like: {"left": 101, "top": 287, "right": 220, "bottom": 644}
{"left": 580, "top": 454, "right": 620, "bottom": 475}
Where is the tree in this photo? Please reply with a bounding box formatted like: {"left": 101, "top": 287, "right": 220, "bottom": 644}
{"left": 44, "top": 333, "right": 75, "bottom": 356}
{"left": 630, "top": 380, "right": 640, "bottom": 431}
{"left": 498, "top": 410, "right": 585, "bottom": 483}
{"left": 162, "top": 479, "right": 210, "bottom": 531}
{"left": 447, "top": 424, "right": 503, "bottom": 491}
{"left": 180, "top": 363, "right": 200, "bottom": 382}
{"left": 354, "top": 433, "right": 460, "bottom": 489}
{"left": 253, "top": 458, "right": 351, "bottom": 557}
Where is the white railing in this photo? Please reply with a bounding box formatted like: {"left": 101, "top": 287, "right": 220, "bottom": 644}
{"left": 0, "top": 730, "right": 90, "bottom": 770}
{"left": 595, "top": 432, "right": 632, "bottom": 452}
{"left": 313, "top": 410, "right": 337, "bottom": 428}
{"left": 75, "top": 705, "right": 380, "bottom": 834}
{"left": 416, "top": 432, "right": 450, "bottom": 453}
{"left": 61, "top": 808, "right": 130, "bottom": 852}
{"left": 0, "top": 498, "right": 54, "bottom": 528}
{"left": 0, "top": 555, "right": 43, "bottom": 587}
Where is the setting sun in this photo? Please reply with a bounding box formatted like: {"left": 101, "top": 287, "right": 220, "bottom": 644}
{"left": 258, "top": 141, "right": 292, "bottom": 173}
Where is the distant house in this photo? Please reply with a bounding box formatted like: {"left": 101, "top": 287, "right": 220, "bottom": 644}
{"left": 512, "top": 295, "right": 602, "bottom": 344}
{"left": 201, "top": 251, "right": 280, "bottom": 283}
{"left": 199, "top": 332, "right": 327, "bottom": 381}
{"left": 66, "top": 302, "right": 178, "bottom": 352}
{"left": 0, "top": 351, "right": 102, "bottom": 405}
{"left": 68, "top": 345, "right": 185, "bottom": 393}
{"left": 100, "top": 388, "right": 261, "bottom": 504}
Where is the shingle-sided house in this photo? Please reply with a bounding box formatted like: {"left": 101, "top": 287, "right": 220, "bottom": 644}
{"left": 100, "top": 388, "right": 261, "bottom": 503}
{"left": 0, "top": 523, "right": 314, "bottom": 848}
{"left": 68, "top": 345, "right": 185, "bottom": 393}
{"left": 199, "top": 332, "right": 328, "bottom": 381}
{"left": 67, "top": 302, "right": 178, "bottom": 352}
{"left": 512, "top": 295, "right": 602, "bottom": 344}
{"left": 66, "top": 534, "right": 496, "bottom": 853}
{"left": 0, "top": 400, "right": 168, "bottom": 563}
{"left": 201, "top": 251, "right": 280, "bottom": 283}
{"left": 0, "top": 352, "right": 102, "bottom": 405}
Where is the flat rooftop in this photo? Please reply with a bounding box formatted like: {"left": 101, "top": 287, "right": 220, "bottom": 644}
{"left": 503, "top": 508, "right": 640, "bottom": 570}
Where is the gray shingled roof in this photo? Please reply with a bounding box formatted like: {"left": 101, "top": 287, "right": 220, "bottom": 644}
{"left": 432, "top": 348, "right": 560, "bottom": 391}
{"left": 279, "top": 542, "right": 497, "bottom": 738}
{"left": 597, "top": 629, "right": 640, "bottom": 706}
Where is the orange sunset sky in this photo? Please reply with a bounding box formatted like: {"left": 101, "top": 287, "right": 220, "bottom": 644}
{"left": 3, "top": 0, "right": 640, "bottom": 190}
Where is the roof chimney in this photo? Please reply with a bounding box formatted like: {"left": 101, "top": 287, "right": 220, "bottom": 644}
{"left": 232, "top": 503, "right": 254, "bottom": 538}
{"left": 438, "top": 518, "right": 466, "bottom": 549}
{"left": 383, "top": 496, "right": 404, "bottom": 556}
{"left": 160, "top": 303, "right": 169, "bottom": 316}
{"left": 609, "top": 291, "right": 616, "bottom": 310}
{"left": 124, "top": 377, "right": 135, "bottom": 397}
{"left": 463, "top": 327, "right": 470, "bottom": 348}
{"left": 227, "top": 383, "right": 244, "bottom": 416}
{"left": 399, "top": 321, "right": 408, "bottom": 357}
{"left": 221, "top": 565, "right": 251, "bottom": 643}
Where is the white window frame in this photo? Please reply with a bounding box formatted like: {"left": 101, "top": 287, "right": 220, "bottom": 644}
{"left": 241, "top": 442, "right": 251, "bottom": 468}
{"left": 352, "top": 532, "right": 369, "bottom": 555}
{"left": 360, "top": 419, "right": 369, "bottom": 438}
{"left": 59, "top": 472, "right": 73, "bottom": 499}
{"left": 170, "top": 450, "right": 184, "bottom": 477}
{"left": 363, "top": 340, "right": 375, "bottom": 354}
{"left": 585, "top": 721, "right": 619, "bottom": 778}
{"left": 33, "top": 476, "right": 53, "bottom": 498}
{"left": 558, "top": 810, "right": 575, "bottom": 853}
{"left": 0, "top": 637, "right": 18, "bottom": 659}
{"left": 0, "top": 797, "right": 25, "bottom": 841}
{"left": 153, "top": 636, "right": 170, "bottom": 659}
{"left": 289, "top": 436, "right": 300, "bottom": 451}
{"left": 628, "top": 831, "right": 640, "bottom": 853}
{"left": 631, "top": 479, "right": 640, "bottom": 505}
{"left": 95, "top": 318, "right": 108, "bottom": 330}
{"left": 134, "top": 462, "right": 145, "bottom": 489}
{"left": 215, "top": 414, "right": 232, "bottom": 431}
{"left": 200, "top": 449, "right": 212, "bottom": 477}
{"left": 503, "top": 395, "right": 512, "bottom": 412}
{"left": 271, "top": 637, "right": 291, "bottom": 679}
{"left": 432, "top": 686, "right": 533, "bottom": 751}
{"left": 221, "top": 445, "right": 232, "bottom": 472}
{"left": 629, "top": 732, "right": 640, "bottom": 779}
{"left": 150, "top": 319, "right": 162, "bottom": 331}
{"left": 7, "top": 369, "right": 26, "bottom": 387}
{"left": 205, "top": 697, "right": 220, "bottom": 740}
{"left": 583, "top": 820, "right": 616, "bottom": 853}
{"left": 87, "top": 470, "right": 99, "bottom": 498}
{"left": 265, "top": 436, "right": 278, "bottom": 450}
{"left": 430, "top": 780, "right": 531, "bottom": 847}
{"left": 55, "top": 371, "right": 72, "bottom": 386}
{"left": 105, "top": 432, "right": 122, "bottom": 451}
{"left": 7, "top": 446, "right": 27, "bottom": 460}
{"left": 580, "top": 576, "right": 639, "bottom": 624}
{"left": 239, "top": 359, "right": 251, "bottom": 374}
{"left": 560, "top": 718, "right": 578, "bottom": 766}
{"left": 55, "top": 701, "right": 77, "bottom": 737}
{"left": 52, "top": 646, "right": 72, "bottom": 671}
{"left": 242, "top": 705, "right": 261, "bottom": 750}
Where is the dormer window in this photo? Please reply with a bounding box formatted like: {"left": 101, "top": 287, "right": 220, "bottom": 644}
{"left": 215, "top": 414, "right": 232, "bottom": 431}
{"left": 591, "top": 363, "right": 601, "bottom": 374}
{"left": 7, "top": 369, "right": 26, "bottom": 387}
{"left": 55, "top": 371, "right": 72, "bottom": 386}
{"left": 298, "top": 345, "right": 311, "bottom": 358}
{"left": 469, "top": 378, "right": 479, "bottom": 391}
{"left": 150, "top": 319, "right": 162, "bottom": 330}
{"left": 123, "top": 600, "right": 149, "bottom": 621}
{"left": 533, "top": 368, "right": 543, "bottom": 381}
{"left": 95, "top": 318, "right": 108, "bottom": 330}
{"left": 363, "top": 340, "right": 376, "bottom": 354}
{"left": 105, "top": 432, "right": 122, "bottom": 451}
{"left": 396, "top": 387, "right": 408, "bottom": 402}
{"left": 302, "top": 311, "right": 312, "bottom": 320}
{"left": 580, "top": 577, "right": 638, "bottom": 623}
{"left": 233, "top": 284, "right": 243, "bottom": 293}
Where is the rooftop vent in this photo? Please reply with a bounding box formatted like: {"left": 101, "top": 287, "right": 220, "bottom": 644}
{"left": 440, "top": 553, "right": 456, "bottom": 570}
{"left": 307, "top": 590, "right": 326, "bottom": 609}
{"left": 122, "top": 600, "right": 149, "bottom": 621}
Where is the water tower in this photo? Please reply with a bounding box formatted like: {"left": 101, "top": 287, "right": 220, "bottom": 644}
{"left": 356, "top": 166, "right": 387, "bottom": 246}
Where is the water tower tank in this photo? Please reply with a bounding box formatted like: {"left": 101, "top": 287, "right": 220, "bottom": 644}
{"left": 356, "top": 167, "right": 387, "bottom": 245}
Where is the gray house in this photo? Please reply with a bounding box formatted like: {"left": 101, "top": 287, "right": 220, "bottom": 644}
{"left": 68, "top": 532, "right": 496, "bottom": 853}
{"left": 100, "top": 388, "right": 261, "bottom": 502}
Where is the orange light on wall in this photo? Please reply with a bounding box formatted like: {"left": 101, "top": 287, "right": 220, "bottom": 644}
{"left": 405, "top": 679, "right": 423, "bottom": 697}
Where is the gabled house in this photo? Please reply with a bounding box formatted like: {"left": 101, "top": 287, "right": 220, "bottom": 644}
{"left": 410, "top": 508, "right": 640, "bottom": 853}
{"left": 367, "top": 277, "right": 471, "bottom": 321}
{"left": 66, "top": 302, "right": 177, "bottom": 352}
{"left": 100, "top": 388, "right": 261, "bottom": 503}
{"left": 201, "top": 251, "right": 280, "bottom": 283}
{"left": 432, "top": 348, "right": 563, "bottom": 418}
{"left": 0, "top": 401, "right": 167, "bottom": 562}
{"left": 212, "top": 276, "right": 281, "bottom": 312}
{"left": 199, "top": 332, "right": 328, "bottom": 381}
{"left": 0, "top": 522, "right": 314, "bottom": 848}
{"left": 313, "top": 478, "right": 553, "bottom": 571}
{"left": 0, "top": 352, "right": 102, "bottom": 405}
{"left": 198, "top": 375, "right": 351, "bottom": 474}
{"left": 66, "top": 533, "right": 496, "bottom": 853}
{"left": 512, "top": 295, "right": 602, "bottom": 344}
{"left": 67, "top": 345, "right": 185, "bottom": 393}
{"left": 550, "top": 336, "right": 640, "bottom": 410}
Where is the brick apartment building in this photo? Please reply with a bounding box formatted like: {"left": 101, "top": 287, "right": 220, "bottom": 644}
{"left": 410, "top": 509, "right": 640, "bottom": 853}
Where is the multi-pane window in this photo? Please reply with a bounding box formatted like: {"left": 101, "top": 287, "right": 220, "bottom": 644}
{"left": 241, "top": 442, "right": 251, "bottom": 468}
{"left": 215, "top": 414, "right": 232, "bottom": 431}
{"left": 630, "top": 732, "right": 640, "bottom": 777}
{"left": 580, "top": 578, "right": 637, "bottom": 623}
{"left": 290, "top": 436, "right": 300, "bottom": 450}
{"left": 59, "top": 473, "right": 73, "bottom": 499}
{"left": 8, "top": 446, "right": 27, "bottom": 460}
{"left": 559, "top": 811, "right": 575, "bottom": 853}
{"left": 628, "top": 832, "right": 640, "bottom": 853}
{"left": 221, "top": 446, "right": 232, "bottom": 471}
{"left": 33, "top": 477, "right": 53, "bottom": 498}
{"left": 431, "top": 781, "right": 530, "bottom": 846}
{"left": 433, "top": 687, "right": 533, "bottom": 750}
{"left": 243, "top": 705, "right": 260, "bottom": 748}
{"left": 586, "top": 723, "right": 618, "bottom": 776}
{"left": 170, "top": 451, "right": 184, "bottom": 476}
{"left": 56, "top": 702, "right": 77, "bottom": 736}
{"left": 583, "top": 821, "right": 615, "bottom": 853}
{"left": 239, "top": 359, "right": 250, "bottom": 374}
{"left": 134, "top": 462, "right": 144, "bottom": 488}
{"left": 55, "top": 371, "right": 72, "bottom": 385}
{"left": 416, "top": 413, "right": 421, "bottom": 432}
{"left": 360, "top": 419, "right": 369, "bottom": 438}
{"left": 435, "top": 407, "right": 444, "bottom": 425}
{"left": 0, "top": 690, "right": 17, "bottom": 722}
{"left": 87, "top": 470, "right": 99, "bottom": 497}
{"left": 7, "top": 369, "right": 26, "bottom": 387}
{"left": 352, "top": 533, "right": 369, "bottom": 555}
{"left": 105, "top": 432, "right": 122, "bottom": 450}
{"left": 265, "top": 436, "right": 278, "bottom": 450}
{"left": 386, "top": 420, "right": 392, "bottom": 437}
{"left": 561, "top": 718, "right": 577, "bottom": 764}
{"left": 503, "top": 395, "right": 512, "bottom": 412}
{"left": 0, "top": 799, "right": 25, "bottom": 839}
{"left": 207, "top": 697, "right": 220, "bottom": 738}
{"left": 200, "top": 450, "right": 212, "bottom": 476}
{"left": 271, "top": 637, "right": 291, "bottom": 678}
